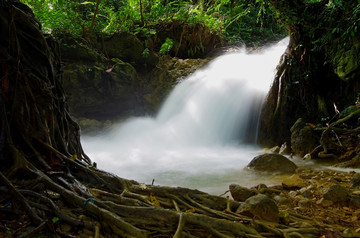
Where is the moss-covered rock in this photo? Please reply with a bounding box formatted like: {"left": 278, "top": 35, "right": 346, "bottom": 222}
{"left": 237, "top": 194, "right": 279, "bottom": 223}
{"left": 62, "top": 59, "right": 141, "bottom": 120}
{"left": 290, "top": 118, "right": 320, "bottom": 157}
{"left": 59, "top": 37, "right": 100, "bottom": 62}
{"left": 333, "top": 41, "right": 360, "bottom": 81}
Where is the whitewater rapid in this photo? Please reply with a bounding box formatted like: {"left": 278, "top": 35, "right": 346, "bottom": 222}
{"left": 82, "top": 38, "right": 290, "bottom": 194}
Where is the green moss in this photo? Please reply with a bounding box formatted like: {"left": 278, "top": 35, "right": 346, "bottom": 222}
{"left": 333, "top": 41, "right": 360, "bottom": 81}
{"left": 339, "top": 105, "right": 359, "bottom": 118}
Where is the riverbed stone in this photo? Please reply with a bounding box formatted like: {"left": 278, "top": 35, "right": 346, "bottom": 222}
{"left": 298, "top": 198, "right": 313, "bottom": 209}
{"left": 237, "top": 194, "right": 279, "bottom": 223}
{"left": 323, "top": 184, "right": 350, "bottom": 203}
{"left": 350, "top": 195, "right": 360, "bottom": 209}
{"left": 350, "top": 173, "right": 360, "bottom": 188}
{"left": 273, "top": 195, "right": 291, "bottom": 205}
{"left": 317, "top": 198, "right": 334, "bottom": 207}
{"left": 247, "top": 153, "right": 297, "bottom": 174}
{"left": 282, "top": 174, "right": 307, "bottom": 189}
{"left": 229, "top": 184, "right": 256, "bottom": 202}
{"left": 299, "top": 187, "right": 313, "bottom": 198}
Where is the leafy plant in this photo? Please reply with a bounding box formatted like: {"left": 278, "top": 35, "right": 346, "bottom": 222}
{"left": 23, "top": 0, "right": 286, "bottom": 54}
{"left": 159, "top": 38, "right": 174, "bottom": 55}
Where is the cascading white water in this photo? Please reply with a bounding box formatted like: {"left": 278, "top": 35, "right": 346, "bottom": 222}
{"left": 82, "top": 38, "right": 290, "bottom": 194}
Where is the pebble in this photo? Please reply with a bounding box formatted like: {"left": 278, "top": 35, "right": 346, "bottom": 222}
{"left": 299, "top": 187, "right": 313, "bottom": 198}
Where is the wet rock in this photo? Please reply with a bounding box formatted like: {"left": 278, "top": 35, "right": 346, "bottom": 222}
{"left": 256, "top": 184, "right": 268, "bottom": 190}
{"left": 282, "top": 174, "right": 307, "bottom": 189}
{"left": 350, "top": 195, "right": 360, "bottom": 209}
{"left": 350, "top": 173, "right": 360, "bottom": 188}
{"left": 298, "top": 198, "right": 313, "bottom": 209}
{"left": 335, "top": 154, "right": 360, "bottom": 168}
{"left": 290, "top": 118, "right": 320, "bottom": 157}
{"left": 316, "top": 198, "right": 333, "bottom": 207}
{"left": 299, "top": 187, "right": 313, "bottom": 198}
{"left": 247, "top": 153, "right": 297, "bottom": 174}
{"left": 273, "top": 195, "right": 291, "bottom": 205}
{"left": 237, "top": 194, "right": 279, "bottom": 223}
{"left": 323, "top": 184, "right": 350, "bottom": 203}
{"left": 279, "top": 142, "right": 291, "bottom": 155}
{"left": 229, "top": 184, "right": 256, "bottom": 202}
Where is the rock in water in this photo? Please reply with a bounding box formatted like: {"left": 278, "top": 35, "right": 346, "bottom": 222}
{"left": 237, "top": 194, "right": 279, "bottom": 223}
{"left": 247, "top": 153, "right": 297, "bottom": 174}
{"left": 229, "top": 184, "right": 256, "bottom": 202}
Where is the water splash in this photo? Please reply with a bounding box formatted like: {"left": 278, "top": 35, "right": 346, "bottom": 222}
{"left": 82, "top": 38, "right": 289, "bottom": 194}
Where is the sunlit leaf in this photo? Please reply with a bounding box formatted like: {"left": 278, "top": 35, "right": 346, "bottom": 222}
{"left": 52, "top": 217, "right": 59, "bottom": 223}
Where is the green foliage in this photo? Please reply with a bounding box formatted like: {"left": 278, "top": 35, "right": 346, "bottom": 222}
{"left": 23, "top": 0, "right": 285, "bottom": 52}
{"left": 142, "top": 48, "right": 150, "bottom": 57}
{"left": 159, "top": 38, "right": 174, "bottom": 55}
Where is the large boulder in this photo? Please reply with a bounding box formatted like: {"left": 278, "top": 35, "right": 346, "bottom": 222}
{"left": 237, "top": 194, "right": 279, "bottom": 223}
{"left": 247, "top": 153, "right": 297, "bottom": 174}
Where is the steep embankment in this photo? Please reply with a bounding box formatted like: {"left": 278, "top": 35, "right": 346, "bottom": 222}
{"left": 258, "top": 1, "right": 360, "bottom": 162}
{"left": 259, "top": 1, "right": 360, "bottom": 145}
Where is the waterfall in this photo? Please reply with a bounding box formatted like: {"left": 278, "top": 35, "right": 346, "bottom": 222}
{"left": 82, "top": 38, "right": 289, "bottom": 194}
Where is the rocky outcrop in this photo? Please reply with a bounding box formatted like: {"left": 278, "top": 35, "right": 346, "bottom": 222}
{"left": 258, "top": 1, "right": 360, "bottom": 147}
{"left": 247, "top": 153, "right": 297, "bottom": 174}
{"left": 59, "top": 34, "right": 210, "bottom": 127}
{"left": 62, "top": 57, "right": 141, "bottom": 120}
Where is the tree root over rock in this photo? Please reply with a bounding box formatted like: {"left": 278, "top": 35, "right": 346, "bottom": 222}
{"left": 3, "top": 160, "right": 331, "bottom": 238}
